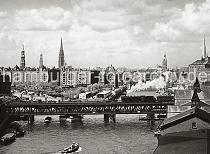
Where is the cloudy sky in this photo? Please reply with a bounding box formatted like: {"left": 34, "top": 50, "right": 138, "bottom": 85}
{"left": 0, "top": 0, "right": 209, "bottom": 68}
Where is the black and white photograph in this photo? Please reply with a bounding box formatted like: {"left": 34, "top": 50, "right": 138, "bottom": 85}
{"left": 0, "top": 0, "right": 210, "bottom": 153}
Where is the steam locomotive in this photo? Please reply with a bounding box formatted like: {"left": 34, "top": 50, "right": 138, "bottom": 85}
{"left": 121, "top": 95, "right": 174, "bottom": 103}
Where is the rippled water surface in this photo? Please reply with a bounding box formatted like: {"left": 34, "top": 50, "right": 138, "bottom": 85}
{"left": 0, "top": 115, "right": 158, "bottom": 154}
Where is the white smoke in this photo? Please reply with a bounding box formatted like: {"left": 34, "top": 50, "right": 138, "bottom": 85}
{"left": 128, "top": 76, "right": 166, "bottom": 93}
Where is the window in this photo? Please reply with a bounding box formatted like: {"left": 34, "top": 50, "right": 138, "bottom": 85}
{"left": 192, "top": 122, "right": 197, "bottom": 129}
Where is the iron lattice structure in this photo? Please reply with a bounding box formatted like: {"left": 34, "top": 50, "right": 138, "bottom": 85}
{"left": 5, "top": 101, "right": 174, "bottom": 116}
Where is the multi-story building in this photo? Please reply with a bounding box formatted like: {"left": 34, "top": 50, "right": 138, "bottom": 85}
{"left": 60, "top": 66, "right": 91, "bottom": 87}
{"left": 90, "top": 70, "right": 100, "bottom": 84}
{"left": 48, "top": 67, "right": 60, "bottom": 85}
{"left": 9, "top": 66, "right": 48, "bottom": 85}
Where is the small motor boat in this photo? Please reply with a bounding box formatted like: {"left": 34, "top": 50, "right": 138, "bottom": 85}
{"left": 44, "top": 116, "right": 52, "bottom": 123}
{"left": 61, "top": 142, "right": 82, "bottom": 153}
{"left": 0, "top": 133, "right": 16, "bottom": 145}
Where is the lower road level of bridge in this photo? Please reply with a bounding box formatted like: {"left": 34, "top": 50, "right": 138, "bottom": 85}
{"left": 0, "top": 100, "right": 174, "bottom": 137}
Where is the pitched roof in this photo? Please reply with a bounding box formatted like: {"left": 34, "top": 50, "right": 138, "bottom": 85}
{"left": 181, "top": 101, "right": 210, "bottom": 107}
{"left": 160, "top": 107, "right": 210, "bottom": 130}
{"left": 190, "top": 57, "right": 210, "bottom": 65}
{"left": 190, "top": 59, "right": 205, "bottom": 65}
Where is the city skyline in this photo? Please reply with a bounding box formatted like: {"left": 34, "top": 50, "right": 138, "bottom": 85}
{"left": 0, "top": 0, "right": 210, "bottom": 68}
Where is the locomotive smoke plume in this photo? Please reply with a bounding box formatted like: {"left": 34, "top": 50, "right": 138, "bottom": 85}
{"left": 128, "top": 76, "right": 166, "bottom": 93}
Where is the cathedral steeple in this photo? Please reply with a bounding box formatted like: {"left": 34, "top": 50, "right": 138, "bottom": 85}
{"left": 58, "top": 37, "right": 65, "bottom": 68}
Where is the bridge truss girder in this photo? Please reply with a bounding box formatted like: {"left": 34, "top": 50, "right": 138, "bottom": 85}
{"left": 6, "top": 104, "right": 168, "bottom": 115}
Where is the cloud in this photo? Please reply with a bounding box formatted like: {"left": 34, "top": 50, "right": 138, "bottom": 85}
{"left": 0, "top": 32, "right": 20, "bottom": 67}
{"left": 15, "top": 7, "right": 72, "bottom": 31}
{"left": 151, "top": 22, "right": 181, "bottom": 41}
{"left": 151, "top": 0, "right": 210, "bottom": 43}
{"left": 0, "top": 11, "right": 8, "bottom": 18}
{"left": 179, "top": 2, "right": 210, "bottom": 33}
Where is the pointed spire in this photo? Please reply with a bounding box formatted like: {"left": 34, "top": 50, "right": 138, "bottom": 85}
{"left": 60, "top": 37, "right": 63, "bottom": 51}
{"left": 191, "top": 90, "right": 201, "bottom": 108}
{"left": 58, "top": 37, "right": 65, "bottom": 68}
{"left": 203, "top": 34, "right": 207, "bottom": 58}
{"left": 22, "top": 44, "right": 24, "bottom": 51}
{"left": 193, "top": 77, "right": 201, "bottom": 93}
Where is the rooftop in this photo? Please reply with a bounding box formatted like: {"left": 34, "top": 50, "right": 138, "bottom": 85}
{"left": 160, "top": 107, "right": 210, "bottom": 130}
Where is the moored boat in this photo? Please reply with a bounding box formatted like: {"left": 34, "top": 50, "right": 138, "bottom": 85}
{"left": 0, "top": 133, "right": 16, "bottom": 145}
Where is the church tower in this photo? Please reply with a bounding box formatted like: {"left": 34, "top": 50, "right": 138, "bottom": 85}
{"left": 58, "top": 37, "right": 65, "bottom": 68}
{"left": 162, "top": 53, "right": 167, "bottom": 72}
{"left": 39, "top": 53, "right": 43, "bottom": 68}
{"left": 20, "top": 45, "right": 25, "bottom": 70}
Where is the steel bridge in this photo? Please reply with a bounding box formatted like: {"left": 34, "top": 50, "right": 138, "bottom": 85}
{"left": 0, "top": 100, "right": 174, "bottom": 136}
{"left": 5, "top": 100, "right": 174, "bottom": 116}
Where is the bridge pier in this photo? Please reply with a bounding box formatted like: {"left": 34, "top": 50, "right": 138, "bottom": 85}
{"left": 104, "top": 114, "right": 116, "bottom": 123}
{"left": 104, "top": 114, "right": 110, "bottom": 123}
{"left": 147, "top": 113, "right": 155, "bottom": 129}
{"left": 110, "top": 114, "right": 116, "bottom": 123}
{"left": 27, "top": 115, "right": 34, "bottom": 125}
{"left": 29, "top": 115, "right": 35, "bottom": 122}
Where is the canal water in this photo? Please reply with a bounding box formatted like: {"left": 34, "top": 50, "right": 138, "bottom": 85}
{"left": 0, "top": 115, "right": 158, "bottom": 154}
